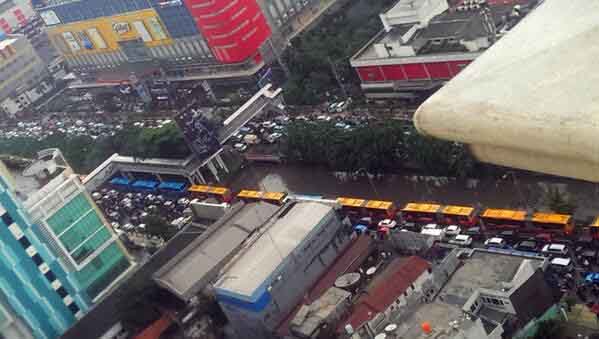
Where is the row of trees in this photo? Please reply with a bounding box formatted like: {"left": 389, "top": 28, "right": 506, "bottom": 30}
{"left": 0, "top": 123, "right": 190, "bottom": 174}
{"left": 283, "top": 120, "right": 477, "bottom": 178}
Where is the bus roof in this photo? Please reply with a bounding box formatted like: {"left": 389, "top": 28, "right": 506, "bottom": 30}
{"left": 365, "top": 200, "right": 394, "bottom": 211}
{"left": 237, "top": 190, "right": 263, "bottom": 199}
{"left": 481, "top": 209, "right": 526, "bottom": 221}
{"left": 207, "top": 187, "right": 229, "bottom": 195}
{"left": 189, "top": 185, "right": 210, "bottom": 193}
{"left": 532, "top": 212, "right": 571, "bottom": 224}
{"left": 262, "top": 192, "right": 287, "bottom": 202}
{"left": 337, "top": 197, "right": 366, "bottom": 208}
{"left": 402, "top": 203, "right": 441, "bottom": 213}
{"left": 442, "top": 205, "right": 474, "bottom": 217}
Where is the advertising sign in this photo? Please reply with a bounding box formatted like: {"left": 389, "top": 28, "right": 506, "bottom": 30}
{"left": 112, "top": 22, "right": 131, "bottom": 35}
{"left": 86, "top": 28, "right": 107, "bottom": 49}
{"left": 62, "top": 32, "right": 81, "bottom": 52}
{"left": 147, "top": 17, "right": 167, "bottom": 40}
{"left": 132, "top": 21, "right": 153, "bottom": 42}
{"left": 40, "top": 10, "right": 60, "bottom": 25}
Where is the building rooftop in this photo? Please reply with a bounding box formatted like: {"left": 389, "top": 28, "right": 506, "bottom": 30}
{"left": 342, "top": 256, "right": 431, "bottom": 330}
{"left": 277, "top": 235, "right": 374, "bottom": 336}
{"left": 352, "top": 0, "right": 537, "bottom": 65}
{"left": 153, "top": 201, "right": 281, "bottom": 301}
{"left": 389, "top": 250, "right": 545, "bottom": 338}
{"left": 215, "top": 201, "right": 334, "bottom": 298}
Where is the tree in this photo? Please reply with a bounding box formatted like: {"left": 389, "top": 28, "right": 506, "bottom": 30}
{"left": 544, "top": 187, "right": 576, "bottom": 214}
{"left": 143, "top": 213, "right": 177, "bottom": 241}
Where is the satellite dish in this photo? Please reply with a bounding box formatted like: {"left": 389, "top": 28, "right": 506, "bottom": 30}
{"left": 385, "top": 324, "right": 398, "bottom": 333}
{"left": 366, "top": 266, "right": 377, "bottom": 276}
{"left": 335, "top": 273, "right": 361, "bottom": 289}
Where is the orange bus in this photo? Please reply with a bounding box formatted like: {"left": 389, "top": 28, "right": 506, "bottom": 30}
{"left": 237, "top": 190, "right": 263, "bottom": 201}
{"left": 261, "top": 192, "right": 288, "bottom": 205}
{"left": 530, "top": 212, "right": 574, "bottom": 236}
{"left": 337, "top": 197, "right": 366, "bottom": 217}
{"left": 237, "top": 190, "right": 287, "bottom": 205}
{"left": 479, "top": 209, "right": 527, "bottom": 231}
{"left": 589, "top": 217, "right": 599, "bottom": 240}
{"left": 364, "top": 200, "right": 396, "bottom": 219}
{"left": 440, "top": 205, "right": 477, "bottom": 228}
{"left": 401, "top": 203, "right": 441, "bottom": 224}
{"left": 188, "top": 185, "right": 232, "bottom": 202}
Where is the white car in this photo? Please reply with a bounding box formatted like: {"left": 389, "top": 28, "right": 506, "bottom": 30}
{"left": 449, "top": 234, "right": 472, "bottom": 247}
{"left": 266, "top": 132, "right": 283, "bottom": 143}
{"left": 550, "top": 257, "right": 573, "bottom": 272}
{"left": 422, "top": 224, "right": 438, "bottom": 230}
{"left": 444, "top": 225, "right": 461, "bottom": 236}
{"left": 378, "top": 219, "right": 397, "bottom": 229}
{"left": 234, "top": 143, "right": 248, "bottom": 152}
{"left": 484, "top": 237, "right": 507, "bottom": 249}
{"left": 541, "top": 243, "right": 569, "bottom": 257}
{"left": 317, "top": 115, "right": 332, "bottom": 121}
{"left": 262, "top": 121, "right": 276, "bottom": 128}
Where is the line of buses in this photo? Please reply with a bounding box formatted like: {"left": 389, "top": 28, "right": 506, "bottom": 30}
{"left": 184, "top": 184, "right": 599, "bottom": 241}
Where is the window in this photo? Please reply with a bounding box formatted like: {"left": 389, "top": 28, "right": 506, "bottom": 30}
{"left": 68, "top": 303, "right": 80, "bottom": 314}
{"left": 32, "top": 253, "right": 44, "bottom": 266}
{"left": 44, "top": 270, "right": 56, "bottom": 282}
{"left": 18, "top": 237, "right": 31, "bottom": 249}
{"left": 56, "top": 286, "right": 68, "bottom": 298}
{"left": 1, "top": 212, "right": 13, "bottom": 226}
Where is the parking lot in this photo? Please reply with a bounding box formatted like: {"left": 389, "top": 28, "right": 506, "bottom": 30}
{"left": 92, "top": 186, "right": 192, "bottom": 251}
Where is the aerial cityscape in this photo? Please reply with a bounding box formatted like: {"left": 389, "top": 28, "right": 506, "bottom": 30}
{"left": 0, "top": 0, "right": 597, "bottom": 339}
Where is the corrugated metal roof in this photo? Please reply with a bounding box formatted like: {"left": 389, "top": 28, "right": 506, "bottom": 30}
{"left": 215, "top": 202, "right": 334, "bottom": 298}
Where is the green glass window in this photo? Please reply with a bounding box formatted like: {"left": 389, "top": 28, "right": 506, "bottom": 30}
{"left": 46, "top": 194, "right": 92, "bottom": 235}
{"left": 74, "top": 243, "right": 131, "bottom": 299}
{"left": 58, "top": 212, "right": 103, "bottom": 252}
{"left": 71, "top": 227, "right": 112, "bottom": 264}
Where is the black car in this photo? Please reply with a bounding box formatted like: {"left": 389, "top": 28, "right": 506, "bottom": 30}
{"left": 464, "top": 227, "right": 485, "bottom": 241}
{"left": 498, "top": 230, "right": 518, "bottom": 244}
{"left": 514, "top": 240, "right": 539, "bottom": 253}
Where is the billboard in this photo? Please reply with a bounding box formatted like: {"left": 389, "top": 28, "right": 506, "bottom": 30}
{"left": 47, "top": 8, "right": 172, "bottom": 54}
{"left": 175, "top": 110, "right": 220, "bottom": 160}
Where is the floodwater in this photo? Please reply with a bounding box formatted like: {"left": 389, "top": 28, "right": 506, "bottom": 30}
{"left": 229, "top": 163, "right": 599, "bottom": 220}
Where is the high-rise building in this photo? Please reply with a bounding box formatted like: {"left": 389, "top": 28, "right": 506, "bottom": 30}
{"left": 0, "top": 161, "right": 83, "bottom": 339}
{"left": 32, "top": 0, "right": 332, "bottom": 92}
{"left": 0, "top": 149, "right": 134, "bottom": 338}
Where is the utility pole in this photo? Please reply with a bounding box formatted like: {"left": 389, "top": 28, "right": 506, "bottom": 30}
{"left": 268, "top": 37, "right": 291, "bottom": 79}
{"left": 328, "top": 56, "right": 349, "bottom": 99}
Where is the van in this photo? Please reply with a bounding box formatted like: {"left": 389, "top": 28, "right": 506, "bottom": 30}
{"left": 550, "top": 257, "right": 573, "bottom": 272}
{"left": 541, "top": 243, "right": 569, "bottom": 257}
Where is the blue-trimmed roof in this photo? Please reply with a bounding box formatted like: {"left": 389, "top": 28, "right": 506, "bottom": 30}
{"left": 216, "top": 290, "right": 271, "bottom": 313}
{"left": 131, "top": 180, "right": 159, "bottom": 189}
{"left": 109, "top": 177, "right": 130, "bottom": 186}
{"left": 158, "top": 181, "right": 187, "bottom": 191}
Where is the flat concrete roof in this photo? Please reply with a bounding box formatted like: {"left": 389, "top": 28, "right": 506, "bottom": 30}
{"left": 153, "top": 201, "right": 281, "bottom": 301}
{"left": 215, "top": 202, "right": 333, "bottom": 298}
{"left": 440, "top": 250, "right": 542, "bottom": 305}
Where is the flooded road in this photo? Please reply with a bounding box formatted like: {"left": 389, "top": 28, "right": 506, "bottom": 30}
{"left": 229, "top": 163, "right": 599, "bottom": 220}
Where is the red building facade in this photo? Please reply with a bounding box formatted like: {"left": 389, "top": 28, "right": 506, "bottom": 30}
{"left": 184, "top": 0, "right": 272, "bottom": 64}
{"left": 355, "top": 60, "right": 472, "bottom": 82}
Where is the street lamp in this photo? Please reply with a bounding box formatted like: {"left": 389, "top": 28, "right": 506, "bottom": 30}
{"left": 357, "top": 167, "right": 380, "bottom": 199}
{"left": 502, "top": 171, "right": 529, "bottom": 210}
